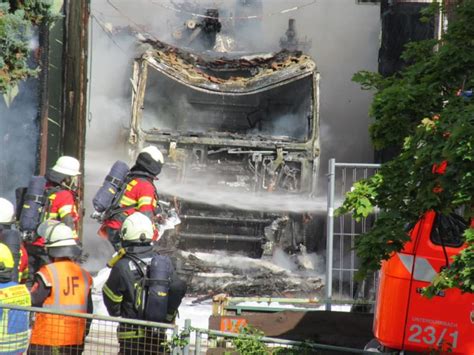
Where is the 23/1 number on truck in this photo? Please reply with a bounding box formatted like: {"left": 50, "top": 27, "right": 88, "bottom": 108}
{"left": 407, "top": 324, "right": 458, "bottom": 349}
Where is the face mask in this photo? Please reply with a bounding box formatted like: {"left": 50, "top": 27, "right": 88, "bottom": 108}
{"left": 63, "top": 176, "right": 79, "bottom": 191}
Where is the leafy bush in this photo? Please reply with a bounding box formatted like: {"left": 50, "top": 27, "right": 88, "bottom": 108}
{"left": 231, "top": 326, "right": 269, "bottom": 354}
{"left": 337, "top": 1, "right": 474, "bottom": 294}
{"left": 0, "top": 0, "right": 53, "bottom": 95}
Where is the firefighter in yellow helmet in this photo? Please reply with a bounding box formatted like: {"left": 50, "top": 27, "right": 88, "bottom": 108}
{"left": 0, "top": 243, "right": 31, "bottom": 354}
{"left": 0, "top": 197, "right": 29, "bottom": 284}
{"left": 29, "top": 222, "right": 92, "bottom": 354}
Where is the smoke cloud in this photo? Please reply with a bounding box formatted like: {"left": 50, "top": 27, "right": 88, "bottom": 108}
{"left": 0, "top": 80, "right": 39, "bottom": 206}
{"left": 83, "top": 0, "right": 380, "bottom": 272}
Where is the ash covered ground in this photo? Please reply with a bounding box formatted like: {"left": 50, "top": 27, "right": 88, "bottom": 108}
{"left": 175, "top": 249, "right": 324, "bottom": 298}
{"left": 92, "top": 247, "right": 325, "bottom": 331}
{"left": 92, "top": 247, "right": 324, "bottom": 312}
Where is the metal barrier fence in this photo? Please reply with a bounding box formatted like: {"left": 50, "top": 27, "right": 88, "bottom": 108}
{"left": 0, "top": 303, "right": 383, "bottom": 354}
{"left": 0, "top": 303, "right": 178, "bottom": 354}
{"left": 325, "top": 159, "right": 381, "bottom": 310}
{"left": 191, "top": 326, "right": 378, "bottom": 354}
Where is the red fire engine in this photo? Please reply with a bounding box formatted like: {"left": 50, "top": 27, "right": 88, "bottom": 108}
{"left": 373, "top": 211, "right": 473, "bottom": 354}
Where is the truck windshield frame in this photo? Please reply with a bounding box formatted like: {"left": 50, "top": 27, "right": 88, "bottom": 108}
{"left": 129, "top": 46, "right": 319, "bottom": 150}
{"left": 140, "top": 69, "right": 314, "bottom": 143}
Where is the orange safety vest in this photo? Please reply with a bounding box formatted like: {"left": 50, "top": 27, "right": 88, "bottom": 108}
{"left": 30, "top": 260, "right": 92, "bottom": 346}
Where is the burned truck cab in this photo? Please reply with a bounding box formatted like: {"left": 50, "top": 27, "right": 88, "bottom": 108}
{"left": 129, "top": 40, "right": 320, "bottom": 256}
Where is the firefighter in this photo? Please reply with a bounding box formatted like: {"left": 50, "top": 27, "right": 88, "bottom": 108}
{"left": 101, "top": 146, "right": 164, "bottom": 250}
{"left": 25, "top": 156, "right": 82, "bottom": 276}
{"left": 103, "top": 212, "right": 187, "bottom": 354}
{"left": 43, "top": 156, "right": 81, "bottom": 236}
{"left": 29, "top": 223, "right": 93, "bottom": 354}
{"left": 0, "top": 243, "right": 31, "bottom": 354}
{"left": 0, "top": 197, "right": 29, "bottom": 283}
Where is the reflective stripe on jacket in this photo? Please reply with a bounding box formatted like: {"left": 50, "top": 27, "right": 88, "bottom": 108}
{"left": 104, "top": 177, "right": 158, "bottom": 230}
{"left": 44, "top": 189, "right": 80, "bottom": 238}
{"left": 121, "top": 179, "right": 157, "bottom": 211}
{"left": 19, "top": 245, "right": 29, "bottom": 284}
{"left": 30, "top": 260, "right": 92, "bottom": 346}
{"left": 0, "top": 281, "right": 31, "bottom": 354}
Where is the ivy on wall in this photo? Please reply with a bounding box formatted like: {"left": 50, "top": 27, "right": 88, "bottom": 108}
{"left": 0, "top": 0, "right": 54, "bottom": 99}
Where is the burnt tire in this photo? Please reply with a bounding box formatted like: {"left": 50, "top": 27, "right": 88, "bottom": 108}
{"left": 364, "top": 338, "right": 382, "bottom": 352}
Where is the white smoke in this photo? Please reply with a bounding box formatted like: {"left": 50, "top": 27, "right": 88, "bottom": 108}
{"left": 0, "top": 82, "right": 40, "bottom": 204}
{"left": 155, "top": 177, "right": 338, "bottom": 213}
{"left": 83, "top": 0, "right": 380, "bottom": 272}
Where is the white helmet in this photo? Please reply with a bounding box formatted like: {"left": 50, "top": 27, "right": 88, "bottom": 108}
{"left": 44, "top": 223, "right": 76, "bottom": 247}
{"left": 52, "top": 156, "right": 81, "bottom": 176}
{"left": 140, "top": 146, "right": 164, "bottom": 165}
{"left": 43, "top": 222, "right": 81, "bottom": 258}
{"left": 121, "top": 212, "right": 153, "bottom": 243}
{"left": 0, "top": 198, "right": 15, "bottom": 224}
{"left": 37, "top": 220, "right": 60, "bottom": 238}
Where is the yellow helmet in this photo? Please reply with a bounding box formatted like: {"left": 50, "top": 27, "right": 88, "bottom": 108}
{"left": 0, "top": 243, "right": 14, "bottom": 278}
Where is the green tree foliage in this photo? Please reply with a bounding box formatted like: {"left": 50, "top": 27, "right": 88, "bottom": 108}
{"left": 0, "top": 0, "right": 53, "bottom": 95}
{"left": 337, "top": 1, "right": 474, "bottom": 295}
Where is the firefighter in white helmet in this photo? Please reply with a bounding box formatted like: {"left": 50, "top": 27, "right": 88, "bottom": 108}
{"left": 0, "top": 197, "right": 15, "bottom": 224}
{"left": 43, "top": 156, "right": 82, "bottom": 234}
{"left": 0, "top": 198, "right": 29, "bottom": 283}
{"left": 23, "top": 156, "right": 83, "bottom": 279}
{"left": 30, "top": 222, "right": 93, "bottom": 354}
{"left": 101, "top": 146, "right": 164, "bottom": 250}
{"left": 103, "top": 212, "right": 186, "bottom": 354}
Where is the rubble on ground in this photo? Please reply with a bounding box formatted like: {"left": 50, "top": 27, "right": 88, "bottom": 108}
{"left": 174, "top": 250, "right": 324, "bottom": 298}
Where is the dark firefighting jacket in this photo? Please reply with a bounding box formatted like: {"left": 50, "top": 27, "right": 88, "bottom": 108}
{"left": 103, "top": 245, "right": 155, "bottom": 319}
{"left": 102, "top": 244, "right": 186, "bottom": 322}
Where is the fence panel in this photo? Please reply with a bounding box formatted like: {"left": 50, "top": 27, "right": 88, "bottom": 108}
{"left": 192, "top": 327, "right": 375, "bottom": 354}
{"left": 326, "top": 159, "right": 381, "bottom": 310}
{"left": 0, "top": 304, "right": 383, "bottom": 354}
{"left": 0, "top": 304, "right": 179, "bottom": 354}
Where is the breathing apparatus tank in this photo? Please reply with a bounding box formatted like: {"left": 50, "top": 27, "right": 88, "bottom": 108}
{"left": 92, "top": 160, "right": 130, "bottom": 214}
{"left": 132, "top": 254, "right": 173, "bottom": 322}
{"left": 144, "top": 254, "right": 174, "bottom": 322}
{"left": 19, "top": 176, "right": 47, "bottom": 237}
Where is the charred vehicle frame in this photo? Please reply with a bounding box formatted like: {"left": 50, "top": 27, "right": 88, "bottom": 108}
{"left": 128, "top": 39, "right": 321, "bottom": 256}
